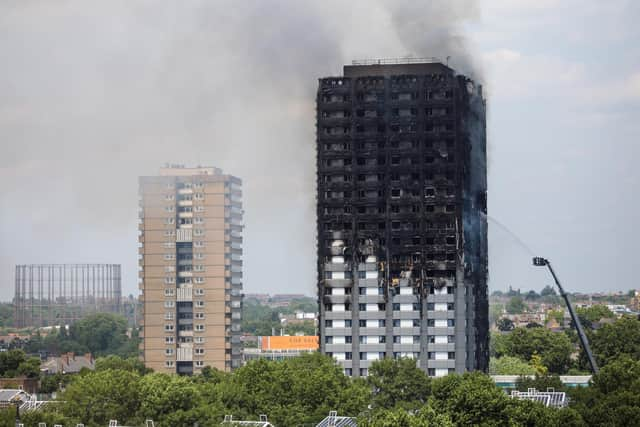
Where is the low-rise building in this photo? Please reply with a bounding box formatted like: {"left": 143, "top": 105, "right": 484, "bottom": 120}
{"left": 41, "top": 352, "right": 95, "bottom": 375}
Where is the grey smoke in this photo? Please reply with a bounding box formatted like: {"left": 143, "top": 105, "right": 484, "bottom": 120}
{"left": 0, "top": 0, "right": 481, "bottom": 300}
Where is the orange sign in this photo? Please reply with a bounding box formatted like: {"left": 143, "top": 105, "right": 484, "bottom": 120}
{"left": 261, "top": 336, "right": 319, "bottom": 351}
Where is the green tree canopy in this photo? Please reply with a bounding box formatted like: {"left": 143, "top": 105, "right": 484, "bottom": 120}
{"left": 95, "top": 355, "right": 151, "bottom": 375}
{"left": 588, "top": 316, "right": 640, "bottom": 366}
{"left": 61, "top": 368, "right": 141, "bottom": 426}
{"left": 492, "top": 327, "right": 573, "bottom": 374}
{"left": 367, "top": 358, "right": 431, "bottom": 411}
{"left": 505, "top": 296, "right": 527, "bottom": 314}
{"left": 489, "top": 356, "right": 537, "bottom": 375}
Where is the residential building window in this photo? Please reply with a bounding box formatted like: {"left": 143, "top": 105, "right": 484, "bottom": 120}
{"left": 164, "top": 324, "right": 174, "bottom": 331}
{"left": 195, "top": 324, "right": 205, "bottom": 331}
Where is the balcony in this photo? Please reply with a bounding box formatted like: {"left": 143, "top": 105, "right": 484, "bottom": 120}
{"left": 176, "top": 228, "right": 192, "bottom": 242}
{"left": 176, "top": 346, "right": 193, "bottom": 362}
{"left": 177, "top": 286, "right": 193, "bottom": 302}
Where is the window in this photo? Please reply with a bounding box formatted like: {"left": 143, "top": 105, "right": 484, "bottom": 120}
{"left": 195, "top": 337, "right": 205, "bottom": 344}
{"left": 194, "top": 348, "right": 205, "bottom": 355}
{"left": 165, "top": 336, "right": 174, "bottom": 344}
{"left": 194, "top": 240, "right": 204, "bottom": 247}
{"left": 195, "top": 324, "right": 205, "bottom": 332}
{"left": 195, "top": 300, "right": 205, "bottom": 308}
{"left": 164, "top": 289, "right": 175, "bottom": 297}
{"left": 195, "top": 312, "right": 205, "bottom": 319}
{"left": 164, "top": 254, "right": 175, "bottom": 260}
{"left": 164, "top": 301, "right": 175, "bottom": 308}
{"left": 194, "top": 288, "right": 205, "bottom": 295}
{"left": 195, "top": 361, "right": 204, "bottom": 368}
{"left": 164, "top": 324, "right": 174, "bottom": 331}
{"left": 194, "top": 265, "right": 205, "bottom": 272}
{"left": 325, "top": 320, "right": 333, "bottom": 327}
{"left": 164, "top": 312, "right": 174, "bottom": 320}
{"left": 165, "top": 348, "right": 174, "bottom": 356}
{"left": 195, "top": 277, "right": 205, "bottom": 284}
{"left": 165, "top": 361, "right": 175, "bottom": 368}
{"left": 165, "top": 217, "right": 175, "bottom": 224}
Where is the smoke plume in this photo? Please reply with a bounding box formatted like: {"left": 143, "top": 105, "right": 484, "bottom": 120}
{"left": 0, "top": 0, "right": 481, "bottom": 300}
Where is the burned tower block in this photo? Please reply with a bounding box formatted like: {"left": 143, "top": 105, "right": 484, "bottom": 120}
{"left": 316, "top": 59, "right": 488, "bottom": 377}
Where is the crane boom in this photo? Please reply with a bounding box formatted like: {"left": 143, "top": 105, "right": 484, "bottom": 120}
{"left": 532, "top": 257, "right": 599, "bottom": 374}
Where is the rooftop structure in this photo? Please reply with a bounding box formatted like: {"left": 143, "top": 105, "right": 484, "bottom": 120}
{"left": 316, "top": 411, "right": 357, "bottom": 427}
{"left": 14, "top": 264, "right": 121, "bottom": 328}
{"left": 510, "top": 388, "right": 567, "bottom": 408}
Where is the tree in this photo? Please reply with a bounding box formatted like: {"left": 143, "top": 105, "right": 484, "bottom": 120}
{"left": 516, "top": 374, "right": 564, "bottom": 392}
{"left": 137, "top": 373, "right": 205, "bottom": 425}
{"left": 224, "top": 353, "right": 368, "bottom": 426}
{"left": 489, "top": 356, "right": 537, "bottom": 375}
{"left": 359, "top": 406, "right": 454, "bottom": 427}
{"left": 430, "top": 373, "right": 511, "bottom": 426}
{"left": 587, "top": 316, "right": 640, "bottom": 367}
{"left": 525, "top": 290, "right": 539, "bottom": 300}
{"left": 505, "top": 296, "right": 527, "bottom": 314}
{"left": 547, "top": 309, "right": 564, "bottom": 325}
{"left": 492, "top": 327, "right": 573, "bottom": 374}
{"left": 0, "top": 349, "right": 36, "bottom": 378}
{"left": 68, "top": 313, "right": 132, "bottom": 357}
{"left": 541, "top": 285, "right": 557, "bottom": 297}
{"left": 17, "top": 356, "right": 41, "bottom": 378}
{"left": 496, "top": 317, "right": 514, "bottom": 332}
{"left": 95, "top": 355, "right": 151, "bottom": 375}
{"left": 489, "top": 302, "right": 504, "bottom": 325}
{"left": 61, "top": 369, "right": 141, "bottom": 426}
{"left": 367, "top": 358, "right": 431, "bottom": 411}
{"left": 576, "top": 305, "right": 615, "bottom": 329}
{"left": 569, "top": 356, "right": 640, "bottom": 426}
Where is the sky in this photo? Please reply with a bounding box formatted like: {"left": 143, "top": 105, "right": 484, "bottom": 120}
{"left": 0, "top": 0, "right": 638, "bottom": 300}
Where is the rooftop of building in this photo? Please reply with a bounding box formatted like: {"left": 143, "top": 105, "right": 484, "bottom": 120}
{"left": 158, "top": 164, "right": 222, "bottom": 176}
{"left": 342, "top": 57, "right": 454, "bottom": 78}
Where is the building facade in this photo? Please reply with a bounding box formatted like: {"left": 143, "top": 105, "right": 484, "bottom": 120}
{"left": 316, "top": 59, "right": 488, "bottom": 377}
{"left": 139, "top": 165, "right": 243, "bottom": 374}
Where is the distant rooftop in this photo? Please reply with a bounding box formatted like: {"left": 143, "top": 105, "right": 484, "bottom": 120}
{"left": 351, "top": 57, "right": 442, "bottom": 66}
{"left": 344, "top": 58, "right": 454, "bottom": 78}
{"left": 159, "top": 164, "right": 222, "bottom": 176}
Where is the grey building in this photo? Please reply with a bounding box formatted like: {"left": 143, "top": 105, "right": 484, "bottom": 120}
{"left": 316, "top": 59, "right": 488, "bottom": 377}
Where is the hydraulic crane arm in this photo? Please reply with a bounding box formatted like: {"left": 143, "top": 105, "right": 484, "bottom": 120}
{"left": 532, "top": 257, "right": 599, "bottom": 374}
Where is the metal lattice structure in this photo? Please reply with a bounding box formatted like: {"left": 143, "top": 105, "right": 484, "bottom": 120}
{"left": 14, "top": 264, "right": 121, "bottom": 328}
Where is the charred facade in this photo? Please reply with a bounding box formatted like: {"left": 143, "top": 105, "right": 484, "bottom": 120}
{"left": 316, "top": 60, "right": 488, "bottom": 377}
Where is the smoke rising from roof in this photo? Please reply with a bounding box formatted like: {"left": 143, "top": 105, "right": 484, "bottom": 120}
{"left": 0, "top": 1, "right": 481, "bottom": 300}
